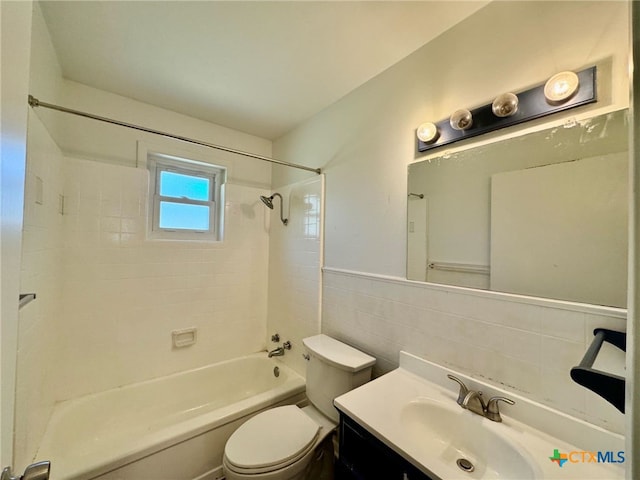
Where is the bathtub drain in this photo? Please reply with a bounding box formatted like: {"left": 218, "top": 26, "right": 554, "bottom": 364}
{"left": 273, "top": 366, "right": 280, "bottom": 377}
{"left": 456, "top": 458, "right": 475, "bottom": 473}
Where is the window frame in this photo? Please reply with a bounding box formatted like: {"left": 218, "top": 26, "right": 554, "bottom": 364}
{"left": 147, "top": 153, "right": 225, "bottom": 241}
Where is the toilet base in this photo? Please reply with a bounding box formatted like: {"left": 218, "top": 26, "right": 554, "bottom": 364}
{"left": 223, "top": 435, "right": 334, "bottom": 480}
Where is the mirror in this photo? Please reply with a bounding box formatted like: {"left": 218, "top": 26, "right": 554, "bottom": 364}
{"left": 407, "top": 109, "right": 628, "bottom": 308}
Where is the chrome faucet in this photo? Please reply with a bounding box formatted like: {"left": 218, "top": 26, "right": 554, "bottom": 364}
{"left": 1, "top": 461, "right": 50, "bottom": 480}
{"left": 268, "top": 347, "right": 284, "bottom": 357}
{"left": 447, "top": 374, "right": 515, "bottom": 422}
{"left": 462, "top": 389, "right": 487, "bottom": 417}
{"left": 268, "top": 340, "right": 291, "bottom": 358}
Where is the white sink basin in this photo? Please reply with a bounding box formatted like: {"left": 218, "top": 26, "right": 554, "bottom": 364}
{"left": 334, "top": 351, "right": 624, "bottom": 480}
{"left": 401, "top": 398, "right": 538, "bottom": 479}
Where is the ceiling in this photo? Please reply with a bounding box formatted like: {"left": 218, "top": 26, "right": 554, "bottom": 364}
{"left": 39, "top": 1, "right": 489, "bottom": 140}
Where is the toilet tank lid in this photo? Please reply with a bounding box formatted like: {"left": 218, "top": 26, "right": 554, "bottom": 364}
{"left": 302, "top": 335, "right": 375, "bottom": 372}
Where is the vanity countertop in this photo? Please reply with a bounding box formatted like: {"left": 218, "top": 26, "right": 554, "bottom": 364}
{"left": 334, "top": 351, "right": 624, "bottom": 480}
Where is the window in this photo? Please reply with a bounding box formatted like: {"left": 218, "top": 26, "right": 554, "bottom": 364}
{"left": 303, "top": 193, "right": 320, "bottom": 239}
{"left": 148, "top": 153, "right": 225, "bottom": 241}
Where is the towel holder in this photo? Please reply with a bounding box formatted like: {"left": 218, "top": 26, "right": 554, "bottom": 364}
{"left": 570, "top": 328, "right": 626, "bottom": 413}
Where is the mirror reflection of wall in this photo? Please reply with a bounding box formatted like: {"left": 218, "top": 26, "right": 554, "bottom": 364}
{"left": 407, "top": 109, "right": 628, "bottom": 308}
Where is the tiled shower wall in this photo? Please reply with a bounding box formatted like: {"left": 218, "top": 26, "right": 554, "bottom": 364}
{"left": 16, "top": 112, "right": 273, "bottom": 466}
{"left": 16, "top": 112, "right": 65, "bottom": 469}
{"left": 266, "top": 176, "right": 323, "bottom": 376}
{"left": 58, "top": 156, "right": 270, "bottom": 401}
{"left": 323, "top": 268, "right": 626, "bottom": 435}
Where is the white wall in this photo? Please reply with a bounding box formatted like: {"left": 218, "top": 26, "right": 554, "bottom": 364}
{"left": 626, "top": 3, "right": 640, "bottom": 478}
{"left": 273, "top": 0, "right": 629, "bottom": 433}
{"left": 12, "top": 8, "right": 67, "bottom": 467}
{"left": 274, "top": 1, "right": 629, "bottom": 274}
{"left": 14, "top": 5, "right": 277, "bottom": 469}
{"left": 1, "top": 0, "right": 33, "bottom": 467}
{"left": 491, "top": 152, "right": 628, "bottom": 307}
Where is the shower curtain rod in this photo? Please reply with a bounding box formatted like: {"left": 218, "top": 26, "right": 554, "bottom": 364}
{"left": 27, "top": 95, "right": 321, "bottom": 175}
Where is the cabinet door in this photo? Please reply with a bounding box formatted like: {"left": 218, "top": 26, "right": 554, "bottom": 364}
{"left": 337, "top": 414, "right": 434, "bottom": 480}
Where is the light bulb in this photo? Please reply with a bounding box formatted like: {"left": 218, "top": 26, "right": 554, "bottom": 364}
{"left": 544, "top": 71, "right": 579, "bottom": 103}
{"left": 492, "top": 93, "right": 519, "bottom": 117}
{"left": 450, "top": 109, "right": 473, "bottom": 131}
{"left": 416, "top": 122, "right": 439, "bottom": 143}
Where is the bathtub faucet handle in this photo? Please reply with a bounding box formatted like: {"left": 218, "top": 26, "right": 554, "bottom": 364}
{"left": 271, "top": 333, "right": 280, "bottom": 342}
{"left": 283, "top": 341, "right": 291, "bottom": 350}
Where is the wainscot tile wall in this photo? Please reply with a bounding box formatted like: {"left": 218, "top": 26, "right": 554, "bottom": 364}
{"left": 322, "top": 268, "right": 626, "bottom": 434}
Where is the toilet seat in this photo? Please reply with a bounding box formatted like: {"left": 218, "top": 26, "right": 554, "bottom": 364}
{"left": 224, "top": 405, "right": 320, "bottom": 475}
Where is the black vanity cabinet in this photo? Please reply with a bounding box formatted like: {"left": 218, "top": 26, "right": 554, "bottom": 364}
{"left": 336, "top": 413, "right": 436, "bottom": 480}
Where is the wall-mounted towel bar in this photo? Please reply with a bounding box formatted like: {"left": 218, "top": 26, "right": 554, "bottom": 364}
{"left": 428, "top": 261, "right": 490, "bottom": 275}
{"left": 570, "top": 328, "right": 626, "bottom": 413}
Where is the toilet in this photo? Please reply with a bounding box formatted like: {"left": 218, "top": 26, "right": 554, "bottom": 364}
{"left": 222, "top": 334, "right": 376, "bottom": 480}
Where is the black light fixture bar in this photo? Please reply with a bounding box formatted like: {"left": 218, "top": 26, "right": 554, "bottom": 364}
{"left": 417, "top": 66, "right": 597, "bottom": 153}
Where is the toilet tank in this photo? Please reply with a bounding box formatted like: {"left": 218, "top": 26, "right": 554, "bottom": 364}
{"left": 302, "top": 334, "right": 375, "bottom": 423}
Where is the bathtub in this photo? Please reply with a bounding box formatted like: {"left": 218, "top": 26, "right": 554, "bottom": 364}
{"left": 36, "top": 353, "right": 306, "bottom": 480}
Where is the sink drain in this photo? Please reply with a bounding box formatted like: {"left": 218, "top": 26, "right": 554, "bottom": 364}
{"left": 456, "top": 458, "right": 475, "bottom": 473}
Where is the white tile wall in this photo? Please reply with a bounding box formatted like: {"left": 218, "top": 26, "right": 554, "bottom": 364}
{"left": 322, "top": 268, "right": 626, "bottom": 434}
{"left": 266, "top": 176, "right": 323, "bottom": 376}
{"left": 56, "top": 157, "right": 271, "bottom": 400}
{"left": 16, "top": 117, "right": 275, "bottom": 464}
{"left": 16, "top": 112, "right": 65, "bottom": 468}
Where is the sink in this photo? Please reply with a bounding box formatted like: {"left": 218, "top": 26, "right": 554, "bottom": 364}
{"left": 334, "top": 351, "right": 625, "bottom": 480}
{"left": 401, "top": 398, "right": 538, "bottom": 479}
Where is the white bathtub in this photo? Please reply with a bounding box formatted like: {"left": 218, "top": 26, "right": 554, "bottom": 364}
{"left": 36, "top": 353, "right": 306, "bottom": 480}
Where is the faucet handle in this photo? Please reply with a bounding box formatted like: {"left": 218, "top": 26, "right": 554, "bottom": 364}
{"left": 447, "top": 374, "right": 469, "bottom": 406}
{"left": 485, "top": 396, "right": 515, "bottom": 422}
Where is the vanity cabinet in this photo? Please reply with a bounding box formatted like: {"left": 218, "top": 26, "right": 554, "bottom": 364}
{"left": 336, "top": 413, "right": 435, "bottom": 480}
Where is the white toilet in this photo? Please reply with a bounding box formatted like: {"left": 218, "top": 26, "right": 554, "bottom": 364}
{"left": 222, "top": 334, "right": 376, "bottom": 480}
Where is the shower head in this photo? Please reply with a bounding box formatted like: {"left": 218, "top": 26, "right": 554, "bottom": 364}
{"left": 259, "top": 193, "right": 288, "bottom": 225}
{"left": 260, "top": 195, "right": 274, "bottom": 209}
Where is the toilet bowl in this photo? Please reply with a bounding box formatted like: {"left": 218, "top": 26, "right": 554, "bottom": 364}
{"left": 222, "top": 335, "right": 375, "bottom": 480}
{"left": 223, "top": 405, "right": 334, "bottom": 480}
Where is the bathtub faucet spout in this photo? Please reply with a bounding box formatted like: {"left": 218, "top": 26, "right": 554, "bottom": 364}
{"left": 268, "top": 347, "right": 284, "bottom": 357}
{"left": 268, "top": 341, "right": 291, "bottom": 358}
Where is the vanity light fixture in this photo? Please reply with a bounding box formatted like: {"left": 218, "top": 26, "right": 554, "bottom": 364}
{"left": 492, "top": 93, "right": 519, "bottom": 117}
{"left": 416, "top": 122, "right": 439, "bottom": 143}
{"left": 415, "top": 66, "right": 596, "bottom": 153}
{"left": 544, "top": 71, "right": 580, "bottom": 103}
{"left": 449, "top": 109, "right": 473, "bottom": 131}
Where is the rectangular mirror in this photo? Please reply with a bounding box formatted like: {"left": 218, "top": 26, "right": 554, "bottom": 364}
{"left": 407, "top": 109, "right": 628, "bottom": 308}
